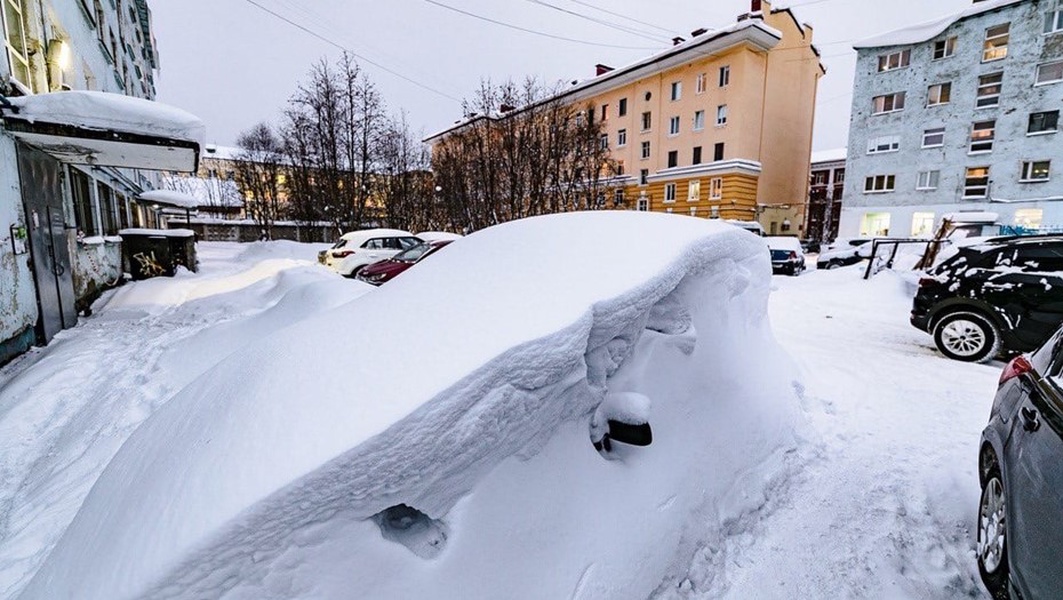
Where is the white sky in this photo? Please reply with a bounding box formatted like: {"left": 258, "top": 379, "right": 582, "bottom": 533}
{"left": 150, "top": 0, "right": 976, "bottom": 152}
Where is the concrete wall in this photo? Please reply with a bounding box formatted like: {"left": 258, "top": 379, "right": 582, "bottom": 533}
{"left": 0, "top": 136, "right": 39, "bottom": 364}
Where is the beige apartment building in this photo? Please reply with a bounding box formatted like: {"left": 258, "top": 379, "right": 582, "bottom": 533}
{"left": 429, "top": 0, "right": 824, "bottom": 235}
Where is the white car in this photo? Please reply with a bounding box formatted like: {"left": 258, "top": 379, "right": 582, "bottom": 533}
{"left": 816, "top": 237, "right": 873, "bottom": 269}
{"left": 318, "top": 229, "right": 423, "bottom": 277}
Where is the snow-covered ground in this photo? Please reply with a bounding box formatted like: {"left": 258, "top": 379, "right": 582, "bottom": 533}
{"left": 0, "top": 225, "right": 1000, "bottom": 599}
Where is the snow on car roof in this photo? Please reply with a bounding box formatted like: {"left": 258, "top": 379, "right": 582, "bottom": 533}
{"left": 21, "top": 212, "right": 791, "bottom": 599}
{"left": 765, "top": 236, "right": 802, "bottom": 251}
{"left": 338, "top": 228, "right": 416, "bottom": 241}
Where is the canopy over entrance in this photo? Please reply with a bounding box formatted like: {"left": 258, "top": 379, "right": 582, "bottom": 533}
{"left": 1, "top": 91, "right": 205, "bottom": 173}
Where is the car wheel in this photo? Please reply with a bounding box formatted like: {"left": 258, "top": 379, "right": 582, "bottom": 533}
{"left": 977, "top": 465, "right": 1009, "bottom": 599}
{"left": 825, "top": 260, "right": 839, "bottom": 270}
{"left": 932, "top": 311, "right": 1001, "bottom": 363}
{"left": 346, "top": 265, "right": 364, "bottom": 279}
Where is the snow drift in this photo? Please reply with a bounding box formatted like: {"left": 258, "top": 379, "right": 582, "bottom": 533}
{"left": 20, "top": 212, "right": 801, "bottom": 599}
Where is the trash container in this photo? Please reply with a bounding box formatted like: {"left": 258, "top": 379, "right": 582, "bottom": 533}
{"left": 118, "top": 228, "right": 198, "bottom": 280}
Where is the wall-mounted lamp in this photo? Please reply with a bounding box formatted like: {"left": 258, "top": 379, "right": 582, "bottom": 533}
{"left": 46, "top": 38, "right": 71, "bottom": 92}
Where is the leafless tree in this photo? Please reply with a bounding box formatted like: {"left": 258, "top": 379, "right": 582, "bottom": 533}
{"left": 234, "top": 122, "right": 285, "bottom": 240}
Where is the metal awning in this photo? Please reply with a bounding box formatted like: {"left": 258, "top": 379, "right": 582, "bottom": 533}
{"left": 1, "top": 91, "right": 204, "bottom": 173}
{"left": 137, "top": 189, "right": 201, "bottom": 209}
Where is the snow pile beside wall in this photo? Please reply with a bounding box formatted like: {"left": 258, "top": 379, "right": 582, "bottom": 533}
{"left": 20, "top": 212, "right": 801, "bottom": 599}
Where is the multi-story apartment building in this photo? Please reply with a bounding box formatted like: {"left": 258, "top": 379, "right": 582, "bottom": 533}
{"left": 428, "top": 0, "right": 824, "bottom": 236}
{"left": 1, "top": 0, "right": 202, "bottom": 364}
{"left": 806, "top": 148, "right": 846, "bottom": 244}
{"left": 841, "top": 0, "right": 1063, "bottom": 239}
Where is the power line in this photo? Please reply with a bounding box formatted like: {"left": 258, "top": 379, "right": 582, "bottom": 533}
{"left": 523, "top": 0, "right": 670, "bottom": 44}
{"left": 243, "top": 0, "right": 464, "bottom": 103}
{"left": 423, "top": 0, "right": 663, "bottom": 50}
{"left": 564, "top": 0, "right": 675, "bottom": 36}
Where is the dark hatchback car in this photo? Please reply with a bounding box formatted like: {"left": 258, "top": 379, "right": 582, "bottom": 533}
{"left": 978, "top": 328, "right": 1063, "bottom": 599}
{"left": 355, "top": 239, "right": 452, "bottom": 285}
{"left": 911, "top": 235, "right": 1063, "bottom": 362}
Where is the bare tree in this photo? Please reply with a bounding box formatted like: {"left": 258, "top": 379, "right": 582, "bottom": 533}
{"left": 234, "top": 122, "right": 285, "bottom": 240}
{"left": 377, "top": 113, "right": 437, "bottom": 232}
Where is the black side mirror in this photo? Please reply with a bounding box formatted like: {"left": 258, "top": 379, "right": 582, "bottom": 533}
{"left": 592, "top": 419, "right": 652, "bottom": 452}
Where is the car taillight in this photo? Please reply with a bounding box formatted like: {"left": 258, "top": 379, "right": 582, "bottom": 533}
{"left": 333, "top": 250, "right": 355, "bottom": 258}
{"left": 918, "top": 277, "right": 938, "bottom": 288}
{"left": 789, "top": 251, "right": 797, "bottom": 260}
{"left": 999, "top": 356, "right": 1033, "bottom": 386}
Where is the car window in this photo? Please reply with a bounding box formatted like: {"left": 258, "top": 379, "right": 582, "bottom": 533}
{"left": 363, "top": 238, "right": 384, "bottom": 250}
{"left": 1014, "top": 245, "right": 1063, "bottom": 272}
{"left": 399, "top": 237, "right": 422, "bottom": 250}
{"left": 1035, "top": 328, "right": 1063, "bottom": 378}
{"left": 331, "top": 239, "right": 348, "bottom": 249}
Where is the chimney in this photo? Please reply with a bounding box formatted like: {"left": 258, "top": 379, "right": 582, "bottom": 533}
{"left": 595, "top": 63, "right": 614, "bottom": 76}
{"left": 691, "top": 28, "right": 707, "bottom": 37}
{"left": 672, "top": 36, "right": 685, "bottom": 46}
{"left": 751, "top": 0, "right": 762, "bottom": 12}
{"left": 499, "top": 104, "right": 516, "bottom": 113}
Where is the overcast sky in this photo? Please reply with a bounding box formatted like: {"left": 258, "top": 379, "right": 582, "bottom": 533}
{"left": 150, "top": 0, "right": 977, "bottom": 152}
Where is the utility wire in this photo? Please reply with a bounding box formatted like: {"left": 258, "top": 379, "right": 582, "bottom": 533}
{"left": 564, "top": 0, "right": 675, "bottom": 36}
{"left": 423, "top": 0, "right": 663, "bottom": 50}
{"left": 243, "top": 0, "right": 463, "bottom": 102}
{"left": 523, "top": 0, "right": 670, "bottom": 44}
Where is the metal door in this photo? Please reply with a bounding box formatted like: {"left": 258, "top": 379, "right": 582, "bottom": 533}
{"left": 18, "top": 144, "right": 77, "bottom": 343}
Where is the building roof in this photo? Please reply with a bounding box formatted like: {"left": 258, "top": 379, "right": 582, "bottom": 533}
{"left": 810, "top": 148, "right": 847, "bottom": 165}
{"left": 202, "top": 145, "right": 244, "bottom": 161}
{"left": 854, "top": 0, "right": 1026, "bottom": 49}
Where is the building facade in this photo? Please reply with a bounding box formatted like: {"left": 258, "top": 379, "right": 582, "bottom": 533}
{"left": 806, "top": 148, "right": 846, "bottom": 244}
{"left": 841, "top": 0, "right": 1063, "bottom": 239}
{"left": 428, "top": 0, "right": 824, "bottom": 236}
{"left": 1, "top": 0, "right": 200, "bottom": 364}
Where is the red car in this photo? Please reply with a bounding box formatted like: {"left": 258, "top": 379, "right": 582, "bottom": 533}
{"left": 355, "top": 240, "right": 452, "bottom": 285}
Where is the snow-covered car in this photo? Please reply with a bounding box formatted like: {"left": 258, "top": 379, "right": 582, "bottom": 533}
{"left": 816, "top": 237, "right": 873, "bottom": 269}
{"left": 19, "top": 212, "right": 800, "bottom": 600}
{"left": 725, "top": 219, "right": 765, "bottom": 237}
{"left": 414, "top": 231, "right": 463, "bottom": 242}
{"left": 355, "top": 239, "right": 453, "bottom": 286}
{"left": 766, "top": 236, "right": 805, "bottom": 276}
{"left": 317, "top": 229, "right": 423, "bottom": 277}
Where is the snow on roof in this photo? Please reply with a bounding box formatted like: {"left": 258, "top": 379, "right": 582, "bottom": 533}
{"left": 137, "top": 189, "right": 201, "bottom": 209}
{"left": 160, "top": 176, "right": 244, "bottom": 208}
{"left": 118, "top": 228, "right": 195, "bottom": 238}
{"left": 21, "top": 212, "right": 796, "bottom": 599}
{"left": 854, "top": 0, "right": 1026, "bottom": 49}
{"left": 201, "top": 144, "right": 243, "bottom": 161}
{"left": 5, "top": 91, "right": 205, "bottom": 147}
{"left": 810, "top": 148, "right": 847, "bottom": 165}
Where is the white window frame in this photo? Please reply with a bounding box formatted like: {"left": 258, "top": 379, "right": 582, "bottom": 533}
{"left": 719, "top": 65, "right": 730, "bottom": 87}
{"left": 687, "top": 180, "right": 700, "bottom": 202}
{"left": 3, "top": 0, "right": 32, "bottom": 91}
{"left": 864, "top": 174, "right": 896, "bottom": 193}
{"left": 709, "top": 177, "right": 723, "bottom": 200}
{"left": 1036, "top": 59, "right": 1063, "bottom": 85}
{"left": 976, "top": 72, "right": 1003, "bottom": 108}
{"left": 1045, "top": 9, "right": 1063, "bottom": 34}
{"left": 911, "top": 212, "right": 936, "bottom": 237}
{"left": 664, "top": 182, "right": 677, "bottom": 203}
{"left": 599, "top": 133, "right": 608, "bottom": 151}
{"left": 964, "top": 166, "right": 991, "bottom": 198}
{"left": 1020, "top": 160, "right": 1051, "bottom": 182}
{"left": 668, "top": 115, "right": 680, "bottom": 136}
{"left": 695, "top": 73, "right": 706, "bottom": 94}
{"left": 693, "top": 110, "right": 705, "bottom": 131}
{"left": 1028, "top": 110, "right": 1059, "bottom": 135}
{"left": 922, "top": 127, "right": 945, "bottom": 148}
{"left": 670, "top": 81, "right": 681, "bottom": 101}
{"left": 872, "top": 92, "right": 905, "bottom": 115}
{"left": 716, "top": 105, "right": 727, "bottom": 126}
{"left": 867, "top": 135, "right": 900, "bottom": 154}
{"left": 983, "top": 23, "right": 1010, "bottom": 62}
{"left": 969, "top": 120, "right": 996, "bottom": 153}
{"left": 617, "top": 129, "right": 627, "bottom": 147}
{"left": 637, "top": 196, "right": 649, "bottom": 211}
{"left": 933, "top": 36, "right": 957, "bottom": 60}
{"left": 877, "top": 49, "right": 911, "bottom": 72}
{"left": 927, "top": 82, "right": 951, "bottom": 107}
{"left": 916, "top": 170, "right": 940, "bottom": 190}
{"left": 640, "top": 141, "right": 651, "bottom": 160}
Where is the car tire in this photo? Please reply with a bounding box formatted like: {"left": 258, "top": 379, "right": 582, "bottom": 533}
{"left": 825, "top": 260, "right": 839, "bottom": 270}
{"left": 345, "top": 265, "right": 364, "bottom": 279}
{"left": 932, "top": 311, "right": 1001, "bottom": 363}
{"left": 977, "top": 463, "right": 1010, "bottom": 600}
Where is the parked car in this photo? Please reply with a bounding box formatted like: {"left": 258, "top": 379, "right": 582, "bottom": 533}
{"left": 816, "top": 237, "right": 873, "bottom": 269}
{"left": 911, "top": 235, "right": 1063, "bottom": 362}
{"left": 355, "top": 240, "right": 453, "bottom": 285}
{"left": 725, "top": 220, "right": 765, "bottom": 237}
{"left": 977, "top": 326, "right": 1063, "bottom": 599}
{"left": 765, "top": 236, "right": 805, "bottom": 276}
{"left": 317, "top": 229, "right": 423, "bottom": 277}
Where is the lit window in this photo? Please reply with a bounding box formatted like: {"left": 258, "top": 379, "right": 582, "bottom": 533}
{"left": 983, "top": 23, "right": 1009, "bottom": 62}
{"left": 1020, "top": 160, "right": 1051, "bottom": 182}
{"left": 916, "top": 170, "right": 940, "bottom": 190}
{"left": 933, "top": 36, "right": 957, "bottom": 60}
{"left": 693, "top": 110, "right": 705, "bottom": 131}
{"left": 927, "top": 82, "right": 951, "bottom": 107}
{"left": 864, "top": 174, "right": 896, "bottom": 193}
{"left": 1028, "top": 110, "right": 1059, "bottom": 135}
{"left": 872, "top": 92, "right": 905, "bottom": 114}
{"left": 716, "top": 105, "right": 728, "bottom": 126}
{"left": 911, "top": 212, "right": 935, "bottom": 237}
{"left": 964, "top": 166, "right": 990, "bottom": 198}
{"left": 669, "top": 116, "right": 680, "bottom": 136}
{"left": 1015, "top": 208, "right": 1043, "bottom": 228}
{"left": 1036, "top": 59, "right": 1063, "bottom": 85}
{"left": 976, "top": 72, "right": 1003, "bottom": 108}
{"left": 877, "top": 49, "right": 911, "bottom": 72}
{"left": 665, "top": 183, "right": 676, "bottom": 203}
{"left": 710, "top": 177, "right": 723, "bottom": 199}
{"left": 969, "top": 120, "right": 995, "bottom": 153}
{"left": 867, "top": 135, "right": 900, "bottom": 154}
{"left": 860, "top": 212, "right": 891, "bottom": 237}
{"left": 922, "top": 127, "right": 945, "bottom": 148}
{"left": 688, "top": 180, "right": 700, "bottom": 202}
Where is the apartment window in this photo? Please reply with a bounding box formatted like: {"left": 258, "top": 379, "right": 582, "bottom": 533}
{"left": 912, "top": 212, "right": 936, "bottom": 237}
{"left": 714, "top": 143, "right": 724, "bottom": 162}
{"left": 641, "top": 141, "right": 651, "bottom": 159}
{"left": 599, "top": 134, "right": 609, "bottom": 151}
{"left": 964, "top": 166, "right": 990, "bottom": 198}
{"left": 710, "top": 177, "right": 723, "bottom": 199}
{"left": 617, "top": 129, "right": 627, "bottom": 147}
{"left": 976, "top": 72, "right": 1003, "bottom": 108}
{"left": 693, "top": 110, "right": 705, "bottom": 131}
{"left": 922, "top": 127, "right": 945, "bottom": 147}
{"left": 970, "top": 120, "right": 995, "bottom": 153}
{"left": 3, "top": 0, "right": 31, "bottom": 91}
{"left": 1036, "top": 59, "right": 1063, "bottom": 85}
{"left": 688, "top": 180, "right": 700, "bottom": 202}
{"left": 983, "top": 23, "right": 1009, "bottom": 62}
{"left": 861, "top": 212, "right": 891, "bottom": 237}
{"left": 933, "top": 36, "right": 957, "bottom": 60}
{"left": 669, "top": 116, "right": 680, "bottom": 136}
{"left": 615, "top": 161, "right": 625, "bottom": 176}
{"left": 637, "top": 196, "right": 649, "bottom": 211}
{"left": 601, "top": 104, "right": 608, "bottom": 121}
{"left": 877, "top": 49, "right": 911, "bottom": 72}
{"left": 639, "top": 169, "right": 649, "bottom": 185}
{"left": 641, "top": 111, "right": 652, "bottom": 131}
{"left": 867, "top": 135, "right": 900, "bottom": 154}
{"left": 692, "top": 146, "right": 702, "bottom": 165}
{"left": 665, "top": 183, "right": 677, "bottom": 203}
{"left": 719, "top": 65, "right": 730, "bottom": 87}
{"left": 872, "top": 92, "right": 905, "bottom": 114}
{"left": 864, "top": 174, "right": 896, "bottom": 193}
{"left": 716, "top": 104, "right": 728, "bottom": 126}
{"left": 613, "top": 189, "right": 624, "bottom": 206}
{"left": 927, "top": 82, "right": 951, "bottom": 107}
{"left": 97, "top": 183, "right": 118, "bottom": 235}
{"left": 1028, "top": 110, "right": 1059, "bottom": 134}
{"left": 1021, "top": 160, "right": 1051, "bottom": 182}
{"left": 1045, "top": 9, "right": 1063, "bottom": 34}
{"left": 916, "top": 170, "right": 940, "bottom": 190}
{"left": 696, "top": 73, "right": 706, "bottom": 94}
{"left": 667, "top": 150, "right": 678, "bottom": 168}
{"left": 70, "top": 169, "right": 96, "bottom": 236}
{"left": 670, "top": 81, "right": 682, "bottom": 101}
{"left": 619, "top": 98, "right": 627, "bottom": 117}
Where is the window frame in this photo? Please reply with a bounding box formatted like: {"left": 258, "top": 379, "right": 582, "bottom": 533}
{"left": 716, "top": 104, "right": 728, "bottom": 126}
{"left": 1028, "top": 110, "right": 1060, "bottom": 135}
{"left": 3, "top": 0, "right": 32, "bottom": 91}
{"left": 1045, "top": 9, "right": 1063, "bottom": 35}
{"left": 922, "top": 127, "right": 946, "bottom": 148}
{"left": 983, "top": 23, "right": 1010, "bottom": 62}
{"left": 709, "top": 177, "right": 723, "bottom": 200}
{"left": 969, "top": 120, "right": 996, "bottom": 154}
{"left": 1020, "top": 160, "right": 1051, "bottom": 183}
{"left": 667, "top": 150, "right": 678, "bottom": 168}
{"left": 933, "top": 36, "right": 957, "bottom": 60}
{"left": 668, "top": 115, "right": 680, "bottom": 136}
{"left": 916, "top": 170, "right": 940, "bottom": 190}
{"left": 976, "top": 72, "right": 1003, "bottom": 108}
{"left": 926, "top": 82, "right": 952, "bottom": 107}
{"left": 718, "top": 65, "right": 730, "bottom": 87}
{"left": 867, "top": 135, "right": 900, "bottom": 154}
{"left": 640, "top": 140, "right": 651, "bottom": 160}
{"left": 964, "top": 166, "right": 991, "bottom": 198}
{"left": 872, "top": 92, "right": 906, "bottom": 115}
{"left": 863, "top": 174, "right": 896, "bottom": 194}
{"left": 877, "top": 48, "right": 911, "bottom": 72}
{"left": 618, "top": 98, "right": 627, "bottom": 117}
{"left": 641, "top": 111, "right": 652, "bottom": 132}
{"left": 693, "top": 109, "right": 705, "bottom": 131}
{"left": 617, "top": 128, "right": 627, "bottom": 147}
{"left": 670, "top": 81, "right": 682, "bottom": 101}
{"left": 1035, "top": 59, "right": 1063, "bottom": 85}
{"left": 664, "top": 182, "right": 677, "bottom": 203}
{"left": 687, "top": 180, "right": 701, "bottom": 202}
{"left": 695, "top": 73, "right": 706, "bottom": 94}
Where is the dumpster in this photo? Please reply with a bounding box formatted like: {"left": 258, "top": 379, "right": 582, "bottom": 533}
{"left": 118, "top": 228, "right": 197, "bottom": 280}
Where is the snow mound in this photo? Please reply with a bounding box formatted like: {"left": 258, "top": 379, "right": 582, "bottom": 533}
{"left": 20, "top": 212, "right": 800, "bottom": 599}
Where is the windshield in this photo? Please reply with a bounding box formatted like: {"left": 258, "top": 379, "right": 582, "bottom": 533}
{"left": 394, "top": 243, "right": 432, "bottom": 262}
{"left": 770, "top": 250, "right": 793, "bottom": 261}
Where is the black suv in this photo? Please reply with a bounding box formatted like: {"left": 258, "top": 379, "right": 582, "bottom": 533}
{"left": 911, "top": 235, "right": 1063, "bottom": 362}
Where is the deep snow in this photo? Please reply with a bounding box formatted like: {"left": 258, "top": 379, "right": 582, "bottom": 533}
{"left": 0, "top": 222, "right": 1003, "bottom": 599}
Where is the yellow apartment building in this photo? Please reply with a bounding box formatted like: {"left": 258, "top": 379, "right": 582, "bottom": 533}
{"left": 428, "top": 0, "right": 824, "bottom": 236}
